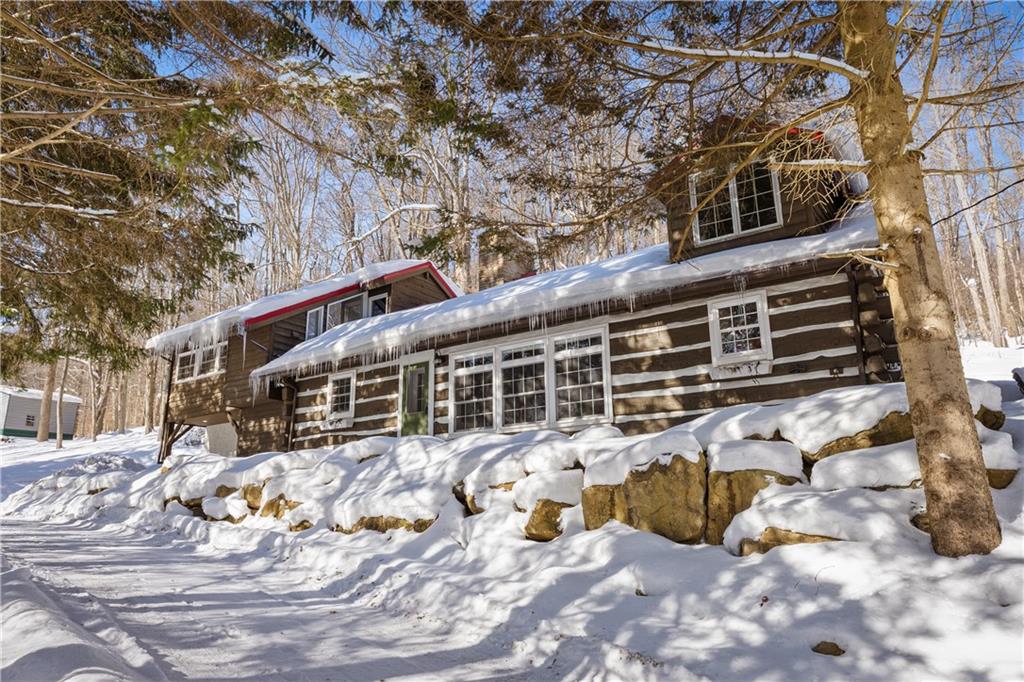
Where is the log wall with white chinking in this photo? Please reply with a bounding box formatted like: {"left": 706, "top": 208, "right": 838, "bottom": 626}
{"left": 609, "top": 270, "right": 864, "bottom": 434}
{"left": 290, "top": 362, "right": 400, "bottom": 448}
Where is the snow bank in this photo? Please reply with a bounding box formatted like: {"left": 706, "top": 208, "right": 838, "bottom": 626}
{"left": 707, "top": 440, "right": 804, "bottom": 477}
{"left": 584, "top": 430, "right": 703, "bottom": 486}
{"left": 512, "top": 470, "right": 584, "bottom": 510}
{"left": 252, "top": 206, "right": 880, "bottom": 385}
{"left": 723, "top": 486, "right": 927, "bottom": 553}
{"left": 0, "top": 559, "right": 157, "bottom": 680}
{"left": 812, "top": 424, "right": 1019, "bottom": 490}
{"left": 676, "top": 379, "right": 1001, "bottom": 453}
{"left": 145, "top": 260, "right": 460, "bottom": 354}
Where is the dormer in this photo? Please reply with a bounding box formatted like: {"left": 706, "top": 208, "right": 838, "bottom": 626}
{"left": 650, "top": 119, "right": 849, "bottom": 262}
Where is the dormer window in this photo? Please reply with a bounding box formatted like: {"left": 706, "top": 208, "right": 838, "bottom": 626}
{"left": 690, "top": 161, "right": 782, "bottom": 244}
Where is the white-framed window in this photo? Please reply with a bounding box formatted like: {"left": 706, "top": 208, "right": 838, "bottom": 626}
{"left": 451, "top": 351, "right": 495, "bottom": 432}
{"left": 305, "top": 307, "right": 324, "bottom": 340}
{"left": 553, "top": 332, "right": 606, "bottom": 421}
{"left": 25, "top": 414, "right": 35, "bottom": 427}
{"left": 326, "top": 371, "right": 356, "bottom": 421}
{"left": 174, "top": 341, "right": 227, "bottom": 383}
{"left": 369, "top": 293, "right": 388, "bottom": 317}
{"left": 326, "top": 294, "right": 366, "bottom": 330}
{"left": 175, "top": 351, "right": 197, "bottom": 381}
{"left": 448, "top": 326, "right": 612, "bottom": 435}
{"left": 500, "top": 342, "right": 547, "bottom": 427}
{"left": 690, "top": 161, "right": 782, "bottom": 244}
{"left": 707, "top": 290, "right": 773, "bottom": 366}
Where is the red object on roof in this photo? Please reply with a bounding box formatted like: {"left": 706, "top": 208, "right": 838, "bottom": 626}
{"left": 243, "top": 262, "right": 457, "bottom": 328}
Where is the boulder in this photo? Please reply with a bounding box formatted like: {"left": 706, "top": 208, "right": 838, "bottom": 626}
{"left": 333, "top": 516, "right": 435, "bottom": 534}
{"left": 621, "top": 453, "right": 707, "bottom": 543}
{"left": 524, "top": 499, "right": 572, "bottom": 542}
{"left": 259, "top": 494, "right": 301, "bottom": 519}
{"left": 581, "top": 483, "right": 629, "bottom": 530}
{"left": 738, "top": 527, "right": 839, "bottom": 556}
{"left": 706, "top": 470, "right": 801, "bottom": 545}
{"left": 812, "top": 641, "right": 845, "bottom": 656}
{"left": 214, "top": 484, "right": 237, "bottom": 498}
{"left": 289, "top": 520, "right": 313, "bottom": 532}
{"left": 987, "top": 469, "right": 1017, "bottom": 489}
{"left": 164, "top": 496, "right": 206, "bottom": 518}
{"left": 241, "top": 483, "right": 264, "bottom": 511}
{"left": 809, "top": 407, "right": 1006, "bottom": 462}
{"left": 582, "top": 453, "right": 707, "bottom": 543}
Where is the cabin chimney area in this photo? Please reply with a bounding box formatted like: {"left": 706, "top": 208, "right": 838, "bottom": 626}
{"left": 478, "top": 229, "right": 536, "bottom": 290}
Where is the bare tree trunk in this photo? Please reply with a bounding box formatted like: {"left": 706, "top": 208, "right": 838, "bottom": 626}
{"left": 116, "top": 373, "right": 129, "bottom": 434}
{"left": 55, "top": 357, "right": 69, "bottom": 449}
{"left": 839, "top": 1, "right": 1001, "bottom": 556}
{"left": 950, "top": 171, "right": 1004, "bottom": 346}
{"left": 36, "top": 361, "right": 56, "bottom": 442}
{"left": 144, "top": 357, "right": 158, "bottom": 433}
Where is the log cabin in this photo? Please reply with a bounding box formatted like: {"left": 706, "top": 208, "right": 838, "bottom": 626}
{"left": 147, "top": 261, "right": 460, "bottom": 459}
{"left": 245, "top": 135, "right": 902, "bottom": 449}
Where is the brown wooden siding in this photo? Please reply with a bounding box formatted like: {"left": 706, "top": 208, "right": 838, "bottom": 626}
{"left": 283, "top": 262, "right": 874, "bottom": 447}
{"left": 167, "top": 372, "right": 225, "bottom": 424}
{"left": 390, "top": 272, "right": 450, "bottom": 311}
{"left": 290, "top": 364, "right": 400, "bottom": 448}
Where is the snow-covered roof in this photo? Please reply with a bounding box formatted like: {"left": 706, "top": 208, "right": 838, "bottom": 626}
{"left": 251, "top": 203, "right": 880, "bottom": 385}
{"left": 0, "top": 385, "right": 83, "bottom": 404}
{"left": 146, "top": 260, "right": 462, "bottom": 355}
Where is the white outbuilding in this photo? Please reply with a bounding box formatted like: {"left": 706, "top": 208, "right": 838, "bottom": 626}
{"left": 0, "top": 386, "right": 81, "bottom": 440}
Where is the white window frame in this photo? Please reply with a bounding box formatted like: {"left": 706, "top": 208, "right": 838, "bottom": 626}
{"left": 497, "top": 339, "right": 549, "bottom": 429}
{"left": 447, "top": 325, "right": 613, "bottom": 435}
{"left": 305, "top": 306, "right": 324, "bottom": 340}
{"left": 368, "top": 292, "right": 389, "bottom": 316}
{"left": 689, "top": 162, "right": 783, "bottom": 245}
{"left": 325, "top": 370, "right": 357, "bottom": 423}
{"left": 706, "top": 290, "right": 773, "bottom": 367}
{"left": 449, "top": 349, "right": 497, "bottom": 434}
{"left": 173, "top": 341, "right": 228, "bottom": 383}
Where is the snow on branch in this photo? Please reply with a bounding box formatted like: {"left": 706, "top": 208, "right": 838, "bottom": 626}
{"left": 768, "top": 159, "right": 871, "bottom": 173}
{"left": 581, "top": 31, "right": 869, "bottom": 81}
{"left": 1, "top": 196, "right": 118, "bottom": 217}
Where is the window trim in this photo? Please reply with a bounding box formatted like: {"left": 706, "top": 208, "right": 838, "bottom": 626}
{"left": 368, "top": 292, "right": 389, "bottom": 317}
{"left": 448, "top": 349, "right": 497, "bottom": 434}
{"left": 689, "top": 163, "right": 783, "bottom": 246}
{"left": 305, "top": 306, "right": 325, "bottom": 340}
{"left": 706, "top": 290, "right": 774, "bottom": 367}
{"left": 447, "top": 325, "right": 612, "bottom": 435}
{"left": 325, "top": 370, "right": 357, "bottom": 422}
{"left": 25, "top": 414, "right": 36, "bottom": 427}
{"left": 173, "top": 341, "right": 227, "bottom": 384}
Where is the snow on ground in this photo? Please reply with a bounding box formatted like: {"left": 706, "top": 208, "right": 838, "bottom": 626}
{"left": 2, "top": 344, "right": 1022, "bottom": 681}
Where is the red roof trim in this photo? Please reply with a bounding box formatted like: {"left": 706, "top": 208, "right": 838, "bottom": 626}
{"left": 243, "top": 262, "right": 457, "bottom": 329}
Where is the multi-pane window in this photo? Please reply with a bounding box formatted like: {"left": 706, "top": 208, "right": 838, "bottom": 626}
{"left": 175, "top": 351, "right": 196, "bottom": 381}
{"left": 553, "top": 334, "right": 605, "bottom": 420}
{"left": 327, "top": 372, "right": 355, "bottom": 420}
{"left": 175, "top": 342, "right": 227, "bottom": 383}
{"left": 735, "top": 163, "right": 779, "bottom": 232}
{"left": 305, "top": 307, "right": 324, "bottom": 340}
{"left": 501, "top": 344, "right": 546, "bottom": 426}
{"left": 452, "top": 353, "right": 494, "bottom": 431}
{"left": 25, "top": 414, "right": 36, "bottom": 427}
{"left": 708, "top": 292, "right": 772, "bottom": 366}
{"left": 448, "top": 328, "right": 611, "bottom": 434}
{"left": 690, "top": 161, "right": 781, "bottom": 243}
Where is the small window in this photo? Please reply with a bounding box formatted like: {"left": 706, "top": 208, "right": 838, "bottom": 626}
{"left": 327, "top": 372, "right": 355, "bottom": 420}
{"left": 305, "top": 307, "right": 324, "bottom": 340}
{"left": 553, "top": 333, "right": 606, "bottom": 421}
{"left": 198, "top": 345, "right": 219, "bottom": 375}
{"left": 501, "top": 343, "right": 546, "bottom": 426}
{"left": 175, "top": 351, "right": 196, "bottom": 382}
{"left": 369, "top": 293, "right": 388, "bottom": 317}
{"left": 690, "top": 161, "right": 781, "bottom": 244}
{"left": 25, "top": 414, "right": 36, "bottom": 427}
{"left": 405, "top": 365, "right": 427, "bottom": 414}
{"left": 707, "top": 291, "right": 773, "bottom": 366}
{"left": 325, "top": 300, "right": 343, "bottom": 330}
{"left": 341, "top": 295, "right": 364, "bottom": 323}
{"left": 452, "top": 352, "right": 494, "bottom": 431}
